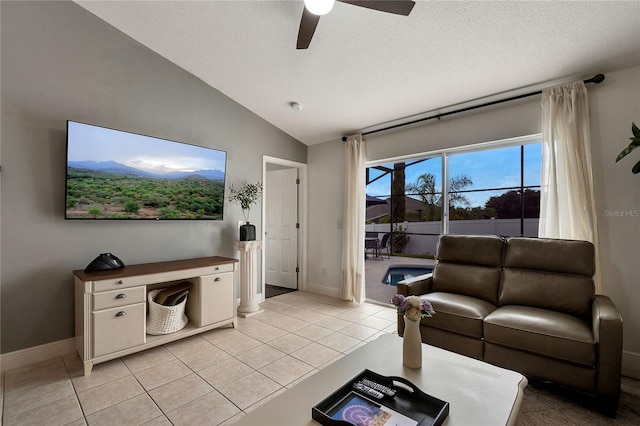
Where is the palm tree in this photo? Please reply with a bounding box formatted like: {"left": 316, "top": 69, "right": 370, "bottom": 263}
{"left": 406, "top": 173, "right": 439, "bottom": 220}
{"left": 406, "top": 173, "right": 473, "bottom": 220}
{"left": 391, "top": 163, "right": 406, "bottom": 224}
{"left": 448, "top": 175, "right": 473, "bottom": 207}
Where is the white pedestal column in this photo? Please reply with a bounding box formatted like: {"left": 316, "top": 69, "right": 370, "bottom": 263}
{"left": 234, "top": 240, "right": 264, "bottom": 318}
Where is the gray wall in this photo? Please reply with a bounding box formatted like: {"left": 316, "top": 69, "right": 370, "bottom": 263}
{"left": 0, "top": 1, "right": 306, "bottom": 353}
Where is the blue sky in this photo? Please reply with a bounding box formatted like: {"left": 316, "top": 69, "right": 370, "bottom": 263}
{"left": 366, "top": 143, "right": 542, "bottom": 208}
{"left": 67, "top": 121, "right": 227, "bottom": 174}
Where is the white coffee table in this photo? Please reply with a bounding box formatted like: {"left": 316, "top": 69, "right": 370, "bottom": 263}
{"left": 234, "top": 333, "right": 527, "bottom": 426}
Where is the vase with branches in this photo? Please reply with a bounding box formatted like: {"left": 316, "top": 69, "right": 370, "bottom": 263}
{"left": 228, "top": 181, "right": 263, "bottom": 241}
{"left": 228, "top": 180, "right": 263, "bottom": 223}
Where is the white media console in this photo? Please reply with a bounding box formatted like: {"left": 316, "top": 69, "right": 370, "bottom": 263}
{"left": 74, "top": 256, "right": 238, "bottom": 375}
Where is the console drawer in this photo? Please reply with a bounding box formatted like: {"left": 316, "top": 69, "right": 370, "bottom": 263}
{"left": 209, "top": 263, "right": 234, "bottom": 274}
{"left": 93, "top": 276, "right": 150, "bottom": 292}
{"left": 92, "top": 303, "right": 146, "bottom": 357}
{"left": 93, "top": 287, "right": 145, "bottom": 310}
{"left": 91, "top": 262, "right": 234, "bottom": 292}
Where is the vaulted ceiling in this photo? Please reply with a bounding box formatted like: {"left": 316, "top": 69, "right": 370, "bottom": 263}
{"left": 76, "top": 1, "right": 640, "bottom": 145}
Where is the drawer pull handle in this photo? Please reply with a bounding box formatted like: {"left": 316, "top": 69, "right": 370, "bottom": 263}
{"left": 215, "top": 266, "right": 219, "bottom": 270}
{"left": 117, "top": 280, "right": 124, "bottom": 285}
{"left": 115, "top": 294, "right": 127, "bottom": 299}
{"left": 214, "top": 277, "right": 221, "bottom": 282}
{"left": 115, "top": 311, "right": 127, "bottom": 317}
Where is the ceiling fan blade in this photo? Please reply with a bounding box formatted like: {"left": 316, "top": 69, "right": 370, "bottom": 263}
{"left": 338, "top": 0, "right": 415, "bottom": 16}
{"left": 297, "top": 8, "right": 321, "bottom": 50}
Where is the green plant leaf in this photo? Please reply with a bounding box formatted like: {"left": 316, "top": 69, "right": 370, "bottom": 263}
{"left": 616, "top": 123, "right": 640, "bottom": 175}
{"left": 616, "top": 144, "right": 637, "bottom": 162}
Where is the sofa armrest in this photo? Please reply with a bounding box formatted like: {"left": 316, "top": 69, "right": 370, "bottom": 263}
{"left": 397, "top": 274, "right": 433, "bottom": 297}
{"left": 592, "top": 295, "right": 623, "bottom": 404}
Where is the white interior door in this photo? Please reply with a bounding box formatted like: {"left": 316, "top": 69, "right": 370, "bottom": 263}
{"left": 265, "top": 168, "right": 298, "bottom": 289}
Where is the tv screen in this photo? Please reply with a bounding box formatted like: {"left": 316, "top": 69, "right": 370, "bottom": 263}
{"left": 65, "top": 121, "right": 227, "bottom": 220}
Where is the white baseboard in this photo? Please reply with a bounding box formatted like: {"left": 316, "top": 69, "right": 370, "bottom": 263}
{"left": 1, "top": 338, "right": 76, "bottom": 373}
{"left": 622, "top": 350, "right": 640, "bottom": 380}
{"left": 306, "top": 281, "right": 342, "bottom": 299}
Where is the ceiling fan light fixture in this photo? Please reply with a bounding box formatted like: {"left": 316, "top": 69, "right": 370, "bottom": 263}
{"left": 304, "top": 0, "right": 335, "bottom": 16}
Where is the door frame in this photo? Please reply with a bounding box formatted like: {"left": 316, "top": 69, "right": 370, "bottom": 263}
{"left": 261, "top": 156, "right": 308, "bottom": 301}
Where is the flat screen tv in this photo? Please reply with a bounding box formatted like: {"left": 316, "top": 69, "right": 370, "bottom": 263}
{"left": 65, "top": 121, "right": 227, "bottom": 220}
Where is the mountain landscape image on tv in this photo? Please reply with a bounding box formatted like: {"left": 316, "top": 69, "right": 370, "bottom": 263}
{"left": 66, "top": 121, "right": 227, "bottom": 220}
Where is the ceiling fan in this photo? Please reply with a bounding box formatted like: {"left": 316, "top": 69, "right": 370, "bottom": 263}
{"left": 297, "top": 0, "right": 416, "bottom": 49}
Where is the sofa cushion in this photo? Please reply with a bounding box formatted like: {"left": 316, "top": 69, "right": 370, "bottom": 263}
{"left": 433, "top": 235, "right": 504, "bottom": 305}
{"left": 504, "top": 237, "right": 595, "bottom": 276}
{"left": 421, "top": 292, "right": 496, "bottom": 339}
{"left": 436, "top": 234, "right": 504, "bottom": 266}
{"left": 499, "top": 269, "right": 594, "bottom": 318}
{"left": 433, "top": 263, "right": 502, "bottom": 305}
{"left": 500, "top": 237, "right": 595, "bottom": 318}
{"left": 484, "top": 305, "right": 596, "bottom": 367}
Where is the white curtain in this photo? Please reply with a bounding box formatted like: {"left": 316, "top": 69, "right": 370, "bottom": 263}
{"left": 540, "top": 80, "right": 601, "bottom": 291}
{"left": 341, "top": 134, "right": 366, "bottom": 302}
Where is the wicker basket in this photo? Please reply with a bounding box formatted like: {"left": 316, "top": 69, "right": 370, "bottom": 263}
{"left": 146, "top": 288, "right": 189, "bottom": 335}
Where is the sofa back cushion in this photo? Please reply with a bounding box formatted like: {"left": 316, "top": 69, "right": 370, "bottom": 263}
{"left": 432, "top": 235, "right": 504, "bottom": 305}
{"left": 499, "top": 237, "right": 595, "bottom": 318}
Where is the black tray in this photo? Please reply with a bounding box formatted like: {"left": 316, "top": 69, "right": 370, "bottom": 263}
{"left": 312, "top": 369, "right": 449, "bottom": 426}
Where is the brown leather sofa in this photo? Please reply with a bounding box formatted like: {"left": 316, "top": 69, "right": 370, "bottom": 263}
{"left": 397, "top": 234, "right": 623, "bottom": 414}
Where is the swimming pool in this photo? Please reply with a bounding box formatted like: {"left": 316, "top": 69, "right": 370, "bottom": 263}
{"left": 382, "top": 265, "right": 434, "bottom": 286}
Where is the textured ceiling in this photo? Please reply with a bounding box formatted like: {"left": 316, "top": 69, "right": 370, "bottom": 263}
{"left": 75, "top": 1, "right": 640, "bottom": 145}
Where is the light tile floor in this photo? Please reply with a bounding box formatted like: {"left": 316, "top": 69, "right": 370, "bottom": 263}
{"left": 2, "top": 290, "right": 639, "bottom": 426}
{"left": 0, "top": 291, "right": 397, "bottom": 426}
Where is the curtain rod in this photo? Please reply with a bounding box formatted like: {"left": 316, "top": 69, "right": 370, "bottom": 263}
{"left": 341, "top": 73, "right": 605, "bottom": 142}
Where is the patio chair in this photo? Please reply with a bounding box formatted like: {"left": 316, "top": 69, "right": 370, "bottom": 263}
{"left": 365, "top": 232, "right": 381, "bottom": 259}
{"left": 380, "top": 233, "right": 391, "bottom": 258}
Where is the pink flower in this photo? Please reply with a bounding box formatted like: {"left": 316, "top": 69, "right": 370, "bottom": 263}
{"left": 391, "top": 294, "right": 435, "bottom": 320}
{"left": 421, "top": 299, "right": 435, "bottom": 315}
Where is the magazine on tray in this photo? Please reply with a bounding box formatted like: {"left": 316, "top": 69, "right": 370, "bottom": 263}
{"left": 328, "top": 392, "right": 418, "bottom": 426}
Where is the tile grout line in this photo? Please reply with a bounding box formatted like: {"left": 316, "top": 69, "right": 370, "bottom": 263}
{"left": 2, "top": 292, "right": 397, "bottom": 425}
{"left": 63, "top": 354, "right": 89, "bottom": 424}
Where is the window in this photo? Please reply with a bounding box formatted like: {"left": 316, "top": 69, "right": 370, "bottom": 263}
{"left": 447, "top": 143, "right": 541, "bottom": 236}
{"left": 365, "top": 136, "right": 541, "bottom": 258}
